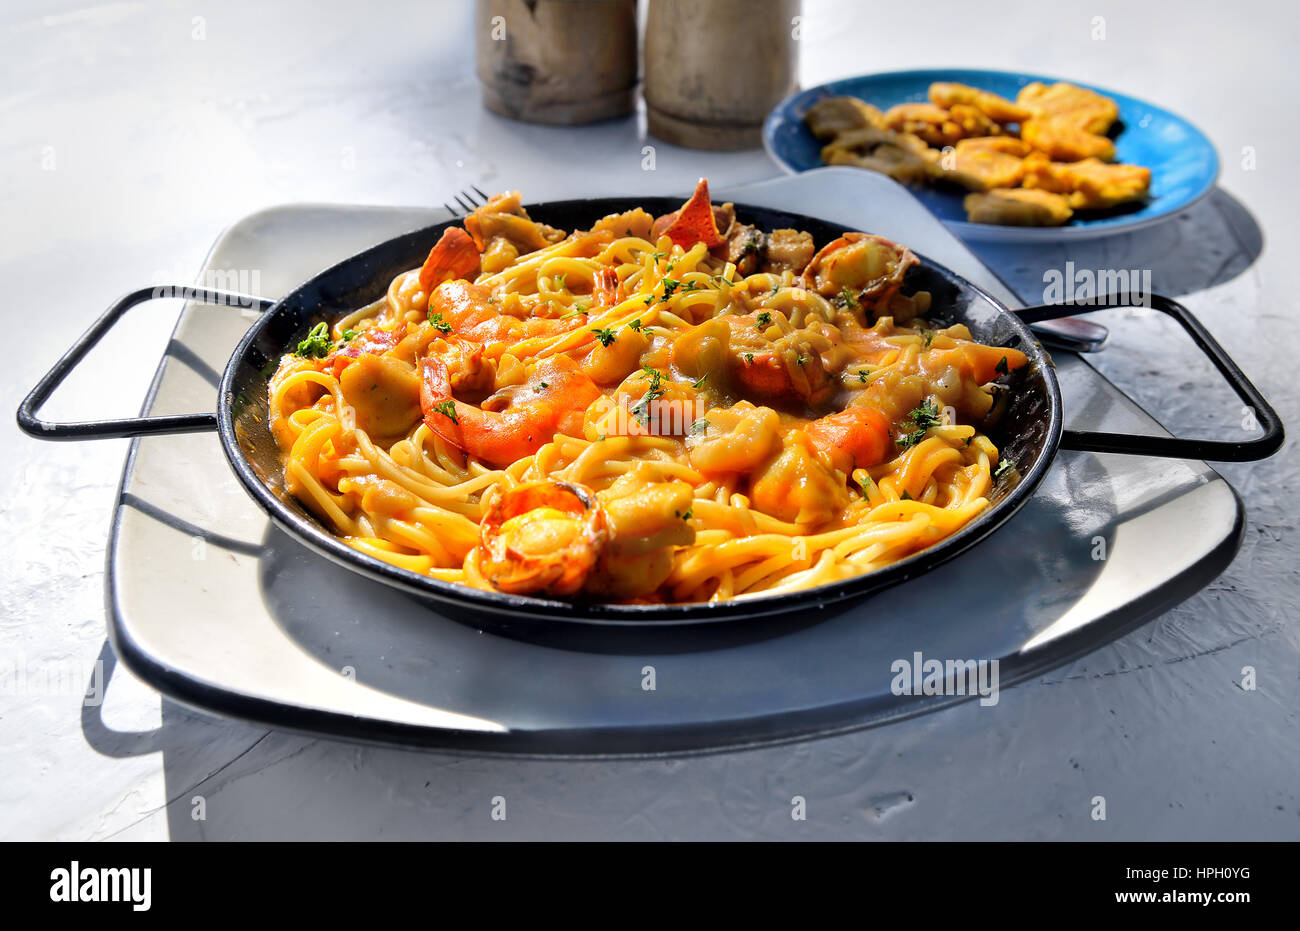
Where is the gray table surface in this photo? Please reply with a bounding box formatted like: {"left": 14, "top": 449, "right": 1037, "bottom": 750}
{"left": 1, "top": 0, "right": 1295, "bottom": 840}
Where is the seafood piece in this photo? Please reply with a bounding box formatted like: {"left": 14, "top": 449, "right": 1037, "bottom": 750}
{"left": 650, "top": 178, "right": 726, "bottom": 249}
{"left": 1021, "top": 156, "right": 1151, "bottom": 209}
{"left": 748, "top": 431, "right": 849, "bottom": 526}
{"left": 582, "top": 323, "right": 649, "bottom": 386}
{"left": 962, "top": 187, "right": 1075, "bottom": 226}
{"left": 1017, "top": 82, "right": 1119, "bottom": 135}
{"left": 585, "top": 474, "right": 697, "bottom": 598}
{"left": 801, "top": 232, "right": 919, "bottom": 310}
{"left": 428, "top": 279, "right": 586, "bottom": 345}
{"left": 805, "top": 405, "right": 891, "bottom": 474}
{"left": 763, "top": 229, "right": 816, "bottom": 275}
{"left": 929, "top": 82, "right": 1034, "bottom": 124}
{"left": 685, "top": 401, "right": 781, "bottom": 476}
{"left": 478, "top": 481, "right": 608, "bottom": 596}
{"left": 803, "top": 96, "right": 886, "bottom": 140}
{"left": 1020, "top": 118, "right": 1116, "bottom": 162}
{"left": 339, "top": 353, "right": 423, "bottom": 440}
{"left": 420, "top": 353, "right": 601, "bottom": 467}
{"left": 670, "top": 315, "right": 832, "bottom": 409}
{"left": 418, "top": 227, "right": 481, "bottom": 291}
{"left": 463, "top": 190, "right": 565, "bottom": 267}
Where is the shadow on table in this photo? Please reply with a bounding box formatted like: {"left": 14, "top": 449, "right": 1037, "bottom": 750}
{"left": 967, "top": 187, "right": 1264, "bottom": 303}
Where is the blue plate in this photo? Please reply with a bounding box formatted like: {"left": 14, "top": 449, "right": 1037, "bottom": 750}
{"left": 763, "top": 68, "right": 1220, "bottom": 242}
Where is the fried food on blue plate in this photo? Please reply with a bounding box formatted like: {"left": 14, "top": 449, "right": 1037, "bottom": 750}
{"left": 955, "top": 136, "right": 1033, "bottom": 157}
{"left": 883, "top": 103, "right": 967, "bottom": 148}
{"left": 1020, "top": 118, "right": 1116, "bottom": 162}
{"left": 804, "top": 96, "right": 886, "bottom": 141}
{"left": 928, "top": 146, "right": 1027, "bottom": 192}
{"left": 821, "top": 127, "right": 932, "bottom": 183}
{"left": 1017, "top": 81, "right": 1119, "bottom": 134}
{"left": 929, "top": 82, "right": 1034, "bottom": 124}
{"left": 947, "top": 104, "right": 1004, "bottom": 139}
{"left": 1021, "top": 154, "right": 1151, "bottom": 209}
{"left": 963, "top": 188, "right": 1074, "bottom": 226}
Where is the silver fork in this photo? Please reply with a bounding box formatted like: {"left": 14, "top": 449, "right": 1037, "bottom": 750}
{"left": 444, "top": 185, "right": 490, "bottom": 216}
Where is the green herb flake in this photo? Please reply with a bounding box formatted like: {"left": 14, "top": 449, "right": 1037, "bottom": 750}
{"left": 628, "top": 318, "right": 642, "bottom": 331}
{"left": 692, "top": 373, "right": 708, "bottom": 389}
{"left": 294, "top": 322, "right": 334, "bottom": 359}
{"left": 431, "top": 400, "right": 458, "bottom": 425}
{"left": 993, "top": 458, "right": 1015, "bottom": 480}
{"left": 755, "top": 311, "right": 772, "bottom": 328}
{"left": 590, "top": 327, "right": 617, "bottom": 347}
{"left": 995, "top": 355, "right": 1009, "bottom": 376}
{"left": 428, "top": 311, "right": 452, "bottom": 334}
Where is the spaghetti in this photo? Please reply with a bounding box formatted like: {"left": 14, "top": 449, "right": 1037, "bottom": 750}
{"left": 268, "top": 181, "right": 1028, "bottom": 604}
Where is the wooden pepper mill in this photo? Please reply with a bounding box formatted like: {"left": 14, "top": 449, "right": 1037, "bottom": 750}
{"left": 644, "top": 0, "right": 801, "bottom": 150}
{"left": 476, "top": 0, "right": 639, "bottom": 125}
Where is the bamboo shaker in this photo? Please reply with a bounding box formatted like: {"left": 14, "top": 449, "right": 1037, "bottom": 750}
{"left": 644, "top": 0, "right": 800, "bottom": 149}
{"left": 476, "top": 0, "right": 638, "bottom": 125}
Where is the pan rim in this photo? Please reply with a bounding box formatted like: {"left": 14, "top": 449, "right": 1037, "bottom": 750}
{"left": 215, "top": 195, "right": 1064, "bottom": 625}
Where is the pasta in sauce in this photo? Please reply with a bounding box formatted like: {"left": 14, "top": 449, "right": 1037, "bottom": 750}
{"left": 269, "top": 180, "right": 1028, "bottom": 604}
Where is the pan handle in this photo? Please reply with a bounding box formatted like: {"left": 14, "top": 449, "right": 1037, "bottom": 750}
{"left": 16, "top": 285, "right": 274, "bottom": 441}
{"left": 1015, "top": 294, "right": 1284, "bottom": 462}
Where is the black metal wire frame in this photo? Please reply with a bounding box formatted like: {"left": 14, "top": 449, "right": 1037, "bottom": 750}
{"left": 1016, "top": 294, "right": 1284, "bottom": 461}
{"left": 16, "top": 285, "right": 274, "bottom": 440}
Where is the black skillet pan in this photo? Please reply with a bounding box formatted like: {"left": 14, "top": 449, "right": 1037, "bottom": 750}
{"left": 18, "top": 197, "right": 1284, "bottom": 627}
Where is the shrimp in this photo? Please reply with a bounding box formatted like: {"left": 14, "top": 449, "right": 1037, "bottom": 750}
{"left": 418, "top": 227, "right": 481, "bottom": 292}
{"left": 420, "top": 353, "right": 601, "bottom": 468}
{"left": 429, "top": 279, "right": 587, "bottom": 345}
{"left": 478, "top": 480, "right": 608, "bottom": 596}
{"left": 805, "top": 405, "right": 891, "bottom": 474}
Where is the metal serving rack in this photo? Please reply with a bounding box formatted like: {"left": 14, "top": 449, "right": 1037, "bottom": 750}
{"left": 85, "top": 170, "right": 1257, "bottom": 755}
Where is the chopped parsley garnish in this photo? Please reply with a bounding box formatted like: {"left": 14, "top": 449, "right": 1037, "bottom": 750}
{"left": 553, "top": 273, "right": 566, "bottom": 290}
{"left": 340, "top": 329, "right": 357, "bottom": 342}
{"left": 559, "top": 305, "right": 587, "bottom": 319}
{"left": 995, "top": 355, "right": 1009, "bottom": 376}
{"left": 428, "top": 311, "right": 452, "bottom": 334}
{"left": 651, "top": 251, "right": 666, "bottom": 263}
{"left": 743, "top": 352, "right": 755, "bottom": 365}
{"left": 922, "top": 329, "right": 934, "bottom": 348}
{"left": 795, "top": 355, "right": 807, "bottom": 366}
{"left": 755, "top": 311, "right": 772, "bottom": 328}
{"left": 681, "top": 507, "right": 694, "bottom": 520}
{"left": 430, "top": 400, "right": 458, "bottom": 424}
{"left": 896, "top": 399, "right": 942, "bottom": 448}
{"left": 591, "top": 326, "right": 617, "bottom": 347}
{"left": 857, "top": 370, "right": 870, "bottom": 383}
{"left": 682, "top": 280, "right": 703, "bottom": 292}
{"left": 692, "top": 373, "right": 708, "bottom": 389}
{"left": 741, "top": 235, "right": 762, "bottom": 256}
{"left": 660, "top": 279, "right": 680, "bottom": 301}
{"left": 536, "top": 381, "right": 550, "bottom": 391}
{"left": 838, "top": 287, "right": 860, "bottom": 312}
{"left": 632, "top": 367, "right": 667, "bottom": 424}
{"left": 294, "top": 322, "right": 334, "bottom": 358}
{"left": 690, "top": 418, "right": 708, "bottom": 434}
{"left": 993, "top": 458, "right": 1015, "bottom": 480}
{"left": 900, "top": 490, "right": 913, "bottom": 501}
{"left": 643, "top": 295, "right": 654, "bottom": 306}
{"left": 628, "top": 318, "right": 642, "bottom": 331}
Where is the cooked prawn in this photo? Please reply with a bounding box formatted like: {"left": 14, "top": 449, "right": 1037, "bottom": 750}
{"left": 420, "top": 353, "right": 601, "bottom": 467}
